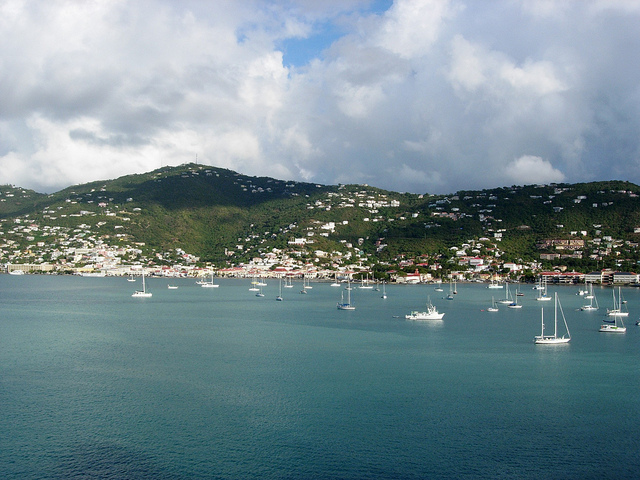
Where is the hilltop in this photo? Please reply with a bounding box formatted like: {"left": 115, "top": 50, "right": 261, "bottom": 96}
{"left": 1, "top": 163, "right": 640, "bottom": 279}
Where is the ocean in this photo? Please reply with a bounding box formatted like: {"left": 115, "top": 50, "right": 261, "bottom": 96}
{"left": 1, "top": 275, "right": 639, "bottom": 479}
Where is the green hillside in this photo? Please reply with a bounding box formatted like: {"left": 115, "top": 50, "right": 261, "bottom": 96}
{"left": 2, "top": 164, "right": 640, "bottom": 273}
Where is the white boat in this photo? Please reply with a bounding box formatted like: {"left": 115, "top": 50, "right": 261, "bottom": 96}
{"left": 535, "top": 277, "right": 551, "bottom": 301}
{"left": 337, "top": 282, "right": 355, "bottom": 310}
{"left": 606, "top": 287, "right": 629, "bottom": 317}
{"left": 534, "top": 293, "right": 571, "bottom": 344}
{"left": 255, "top": 285, "right": 265, "bottom": 297}
{"left": 331, "top": 273, "right": 340, "bottom": 287}
{"left": 445, "top": 280, "right": 454, "bottom": 300}
{"left": 127, "top": 274, "right": 136, "bottom": 282}
{"left": 599, "top": 321, "right": 626, "bottom": 333}
{"left": 201, "top": 271, "right": 219, "bottom": 288}
{"left": 488, "top": 279, "right": 503, "bottom": 289}
{"left": 498, "top": 283, "right": 513, "bottom": 304}
{"left": 167, "top": 284, "right": 178, "bottom": 290}
{"left": 284, "top": 276, "right": 294, "bottom": 288}
{"left": 276, "top": 278, "right": 283, "bottom": 301}
{"left": 580, "top": 288, "right": 599, "bottom": 311}
{"left": 487, "top": 296, "right": 499, "bottom": 312}
{"left": 359, "top": 274, "right": 374, "bottom": 289}
{"left": 406, "top": 296, "right": 444, "bottom": 320}
{"left": 381, "top": 281, "right": 387, "bottom": 299}
{"left": 249, "top": 275, "right": 260, "bottom": 292}
{"left": 132, "top": 271, "right": 152, "bottom": 297}
{"left": 8, "top": 269, "right": 25, "bottom": 275}
{"left": 508, "top": 291, "right": 522, "bottom": 309}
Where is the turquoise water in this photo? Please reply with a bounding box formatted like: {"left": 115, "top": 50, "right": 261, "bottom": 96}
{"left": 1, "top": 275, "right": 639, "bottom": 479}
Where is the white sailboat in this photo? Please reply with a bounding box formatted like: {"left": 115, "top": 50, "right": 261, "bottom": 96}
{"left": 284, "top": 276, "right": 294, "bottom": 288}
{"left": 446, "top": 279, "right": 454, "bottom": 300}
{"left": 488, "top": 279, "right": 503, "bottom": 289}
{"left": 132, "top": 271, "right": 152, "bottom": 297}
{"left": 498, "top": 283, "right": 513, "bottom": 304}
{"left": 276, "top": 278, "right": 283, "bottom": 301}
{"left": 535, "top": 277, "right": 551, "bottom": 301}
{"left": 337, "top": 282, "right": 355, "bottom": 310}
{"left": 606, "top": 287, "right": 629, "bottom": 317}
{"left": 127, "top": 273, "right": 136, "bottom": 282}
{"left": 584, "top": 282, "right": 595, "bottom": 300}
{"left": 359, "top": 274, "right": 373, "bottom": 289}
{"left": 249, "top": 275, "right": 260, "bottom": 292}
{"left": 534, "top": 293, "right": 571, "bottom": 344}
{"left": 406, "top": 296, "right": 444, "bottom": 320}
{"left": 580, "top": 287, "right": 599, "bottom": 311}
{"left": 201, "top": 271, "right": 219, "bottom": 288}
{"left": 487, "top": 296, "right": 499, "bottom": 312}
{"left": 381, "top": 281, "right": 387, "bottom": 299}
{"left": 331, "top": 273, "right": 340, "bottom": 287}
{"left": 434, "top": 281, "right": 444, "bottom": 292}
{"left": 508, "top": 290, "right": 522, "bottom": 309}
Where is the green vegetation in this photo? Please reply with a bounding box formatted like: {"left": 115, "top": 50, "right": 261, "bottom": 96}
{"left": 2, "top": 165, "right": 640, "bottom": 274}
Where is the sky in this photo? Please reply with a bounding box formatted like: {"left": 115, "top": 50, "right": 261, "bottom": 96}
{"left": 1, "top": 0, "right": 639, "bottom": 195}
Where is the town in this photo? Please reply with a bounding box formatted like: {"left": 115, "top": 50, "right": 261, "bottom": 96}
{"left": 2, "top": 166, "right": 640, "bottom": 286}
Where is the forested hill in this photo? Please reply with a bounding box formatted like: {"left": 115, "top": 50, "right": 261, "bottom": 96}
{"left": 1, "top": 164, "right": 639, "bottom": 272}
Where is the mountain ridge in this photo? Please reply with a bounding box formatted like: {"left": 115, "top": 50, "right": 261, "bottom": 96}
{"left": 2, "top": 164, "right": 640, "bottom": 275}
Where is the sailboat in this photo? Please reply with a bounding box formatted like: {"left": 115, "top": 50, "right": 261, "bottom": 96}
{"left": 132, "top": 271, "right": 152, "bottom": 297}
{"left": 405, "top": 296, "right": 444, "bottom": 320}
{"left": 606, "top": 287, "right": 629, "bottom": 317}
{"left": 498, "top": 283, "right": 513, "bottom": 304}
{"left": 584, "top": 282, "right": 595, "bottom": 300}
{"left": 534, "top": 293, "right": 571, "bottom": 344}
{"left": 508, "top": 290, "right": 523, "bottom": 309}
{"left": 381, "top": 281, "right": 387, "bottom": 299}
{"left": 249, "top": 275, "right": 260, "bottom": 292}
{"left": 276, "top": 278, "right": 283, "bottom": 301}
{"left": 331, "top": 273, "right": 340, "bottom": 287}
{"left": 201, "top": 271, "right": 219, "bottom": 288}
{"left": 337, "top": 281, "right": 355, "bottom": 310}
{"left": 601, "top": 289, "right": 627, "bottom": 333}
{"left": 127, "top": 273, "right": 136, "bottom": 282}
{"left": 284, "top": 276, "right": 294, "bottom": 288}
{"left": 487, "top": 296, "right": 499, "bottom": 312}
{"left": 580, "top": 286, "right": 599, "bottom": 311}
{"left": 434, "top": 281, "right": 444, "bottom": 292}
{"left": 255, "top": 284, "right": 265, "bottom": 297}
{"left": 535, "top": 277, "right": 551, "bottom": 301}
{"left": 446, "top": 280, "right": 454, "bottom": 300}
{"left": 488, "top": 279, "right": 503, "bottom": 289}
{"left": 359, "top": 274, "right": 373, "bottom": 289}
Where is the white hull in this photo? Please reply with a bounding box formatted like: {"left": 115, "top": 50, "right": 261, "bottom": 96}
{"left": 606, "top": 310, "right": 628, "bottom": 317}
{"left": 534, "top": 336, "right": 571, "bottom": 344}
{"left": 337, "top": 304, "right": 355, "bottom": 310}
{"left": 405, "top": 311, "right": 444, "bottom": 320}
{"left": 599, "top": 324, "right": 626, "bottom": 333}
{"left": 132, "top": 291, "right": 152, "bottom": 297}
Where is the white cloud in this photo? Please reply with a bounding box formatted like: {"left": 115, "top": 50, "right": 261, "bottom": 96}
{"left": 0, "top": 1, "right": 638, "bottom": 194}
{"left": 505, "top": 155, "right": 565, "bottom": 185}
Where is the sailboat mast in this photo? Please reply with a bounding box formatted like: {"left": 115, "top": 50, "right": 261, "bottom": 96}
{"left": 554, "top": 292, "right": 558, "bottom": 337}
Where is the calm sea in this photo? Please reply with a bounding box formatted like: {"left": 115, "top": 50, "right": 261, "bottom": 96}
{"left": 1, "top": 275, "right": 639, "bottom": 479}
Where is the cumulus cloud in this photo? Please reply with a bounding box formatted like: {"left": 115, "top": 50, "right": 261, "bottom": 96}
{"left": 505, "top": 155, "right": 565, "bottom": 185}
{"left": 0, "top": 0, "right": 638, "bottom": 194}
